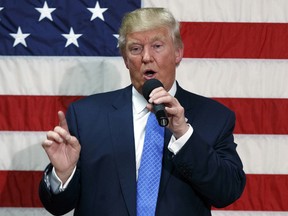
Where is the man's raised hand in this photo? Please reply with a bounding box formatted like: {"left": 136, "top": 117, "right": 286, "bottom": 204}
{"left": 42, "top": 111, "right": 81, "bottom": 183}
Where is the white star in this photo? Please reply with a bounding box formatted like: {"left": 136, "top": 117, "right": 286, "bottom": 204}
{"left": 35, "top": 1, "right": 56, "bottom": 21}
{"left": 10, "top": 27, "right": 31, "bottom": 47}
{"left": 87, "top": 1, "right": 108, "bottom": 21}
{"left": 113, "top": 34, "right": 119, "bottom": 47}
{"left": 0, "top": 7, "right": 3, "bottom": 21}
{"left": 62, "top": 27, "right": 82, "bottom": 47}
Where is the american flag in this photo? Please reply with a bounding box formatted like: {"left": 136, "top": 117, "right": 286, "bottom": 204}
{"left": 0, "top": 0, "right": 287, "bottom": 215}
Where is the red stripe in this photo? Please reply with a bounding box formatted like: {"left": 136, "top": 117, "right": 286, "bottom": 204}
{"left": 214, "top": 98, "right": 288, "bottom": 134}
{"left": 0, "top": 95, "right": 82, "bottom": 131}
{"left": 217, "top": 174, "right": 288, "bottom": 211}
{"left": 0, "top": 171, "right": 43, "bottom": 207}
{"left": 180, "top": 22, "right": 288, "bottom": 59}
{"left": 1, "top": 96, "right": 287, "bottom": 134}
{"left": 0, "top": 171, "right": 287, "bottom": 211}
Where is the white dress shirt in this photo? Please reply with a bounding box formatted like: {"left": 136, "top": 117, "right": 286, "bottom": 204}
{"left": 50, "top": 82, "right": 193, "bottom": 193}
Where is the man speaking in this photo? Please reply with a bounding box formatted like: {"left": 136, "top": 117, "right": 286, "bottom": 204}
{"left": 39, "top": 7, "right": 246, "bottom": 216}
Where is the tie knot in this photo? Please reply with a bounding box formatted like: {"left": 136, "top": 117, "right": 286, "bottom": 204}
{"left": 146, "top": 112, "right": 164, "bottom": 132}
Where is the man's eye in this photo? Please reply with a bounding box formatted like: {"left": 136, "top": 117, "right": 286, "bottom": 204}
{"left": 130, "top": 46, "right": 142, "bottom": 55}
{"left": 153, "top": 44, "right": 163, "bottom": 51}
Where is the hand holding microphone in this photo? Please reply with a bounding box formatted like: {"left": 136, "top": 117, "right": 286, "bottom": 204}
{"left": 142, "top": 79, "right": 169, "bottom": 127}
{"left": 142, "top": 79, "right": 189, "bottom": 138}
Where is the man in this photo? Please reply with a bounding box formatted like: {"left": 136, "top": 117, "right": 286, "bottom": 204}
{"left": 39, "top": 7, "right": 246, "bottom": 216}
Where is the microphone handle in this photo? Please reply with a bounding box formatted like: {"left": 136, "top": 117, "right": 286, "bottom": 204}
{"left": 153, "top": 104, "right": 169, "bottom": 127}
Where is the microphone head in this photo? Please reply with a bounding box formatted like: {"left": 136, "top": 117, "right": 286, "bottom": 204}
{"left": 142, "top": 79, "right": 164, "bottom": 101}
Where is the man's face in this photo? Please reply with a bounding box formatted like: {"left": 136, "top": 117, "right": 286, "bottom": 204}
{"left": 123, "top": 27, "right": 183, "bottom": 94}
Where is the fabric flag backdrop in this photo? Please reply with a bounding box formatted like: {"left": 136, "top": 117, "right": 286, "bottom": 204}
{"left": 0, "top": 0, "right": 287, "bottom": 215}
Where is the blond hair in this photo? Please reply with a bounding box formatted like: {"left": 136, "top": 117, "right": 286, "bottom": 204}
{"left": 118, "top": 8, "right": 183, "bottom": 54}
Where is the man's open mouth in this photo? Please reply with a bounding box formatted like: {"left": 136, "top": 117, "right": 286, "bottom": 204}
{"left": 144, "top": 70, "right": 156, "bottom": 77}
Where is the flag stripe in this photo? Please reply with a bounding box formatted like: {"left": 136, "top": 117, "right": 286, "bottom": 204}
{"left": 1, "top": 96, "right": 287, "bottom": 134}
{"left": 235, "top": 134, "right": 288, "bottom": 174}
{"left": 0, "top": 95, "right": 82, "bottom": 131}
{"left": 180, "top": 22, "right": 288, "bottom": 59}
{"left": 0, "top": 56, "right": 130, "bottom": 96}
{"left": 212, "top": 211, "right": 288, "bottom": 216}
{"left": 178, "top": 58, "right": 288, "bottom": 98}
{"left": 0, "top": 171, "right": 43, "bottom": 207}
{"left": 221, "top": 174, "right": 288, "bottom": 211}
{"left": 214, "top": 98, "right": 288, "bottom": 134}
{"left": 0, "top": 208, "right": 71, "bottom": 216}
{"left": 143, "top": 0, "right": 288, "bottom": 23}
{"left": 0, "top": 131, "right": 49, "bottom": 171}
{"left": 1, "top": 171, "right": 287, "bottom": 211}
{"left": 2, "top": 57, "right": 288, "bottom": 98}
{"left": 0, "top": 209, "right": 287, "bottom": 216}
{"left": 1, "top": 132, "right": 287, "bottom": 174}
{"left": 0, "top": 96, "right": 80, "bottom": 131}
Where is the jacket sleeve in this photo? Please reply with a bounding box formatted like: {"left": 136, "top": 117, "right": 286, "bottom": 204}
{"left": 38, "top": 163, "right": 81, "bottom": 215}
{"left": 172, "top": 110, "right": 246, "bottom": 208}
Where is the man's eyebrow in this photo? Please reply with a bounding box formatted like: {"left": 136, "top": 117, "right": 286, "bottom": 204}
{"left": 150, "top": 34, "right": 167, "bottom": 43}
{"left": 126, "top": 34, "right": 166, "bottom": 46}
{"left": 126, "top": 41, "right": 142, "bottom": 47}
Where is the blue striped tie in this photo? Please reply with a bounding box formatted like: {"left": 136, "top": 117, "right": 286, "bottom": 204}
{"left": 137, "top": 112, "right": 164, "bottom": 216}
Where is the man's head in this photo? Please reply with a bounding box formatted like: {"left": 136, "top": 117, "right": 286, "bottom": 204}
{"left": 118, "top": 8, "right": 183, "bottom": 54}
{"left": 118, "top": 8, "right": 184, "bottom": 93}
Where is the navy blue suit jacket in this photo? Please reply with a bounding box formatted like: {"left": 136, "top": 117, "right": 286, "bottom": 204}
{"left": 39, "top": 84, "right": 246, "bottom": 216}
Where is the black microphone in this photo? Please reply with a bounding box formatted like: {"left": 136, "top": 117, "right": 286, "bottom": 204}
{"left": 142, "top": 79, "right": 169, "bottom": 127}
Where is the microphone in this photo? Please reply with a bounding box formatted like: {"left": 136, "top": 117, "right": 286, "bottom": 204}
{"left": 142, "top": 79, "right": 169, "bottom": 127}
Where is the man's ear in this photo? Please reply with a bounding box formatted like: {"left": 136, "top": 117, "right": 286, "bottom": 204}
{"left": 175, "top": 47, "right": 184, "bottom": 65}
{"left": 122, "top": 54, "right": 129, "bottom": 69}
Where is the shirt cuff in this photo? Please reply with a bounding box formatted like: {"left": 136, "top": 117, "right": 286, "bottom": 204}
{"left": 49, "top": 166, "right": 76, "bottom": 194}
{"left": 168, "top": 123, "right": 193, "bottom": 155}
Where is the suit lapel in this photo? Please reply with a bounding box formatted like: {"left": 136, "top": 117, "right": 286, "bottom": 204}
{"left": 157, "top": 128, "right": 174, "bottom": 199}
{"left": 108, "top": 86, "right": 137, "bottom": 216}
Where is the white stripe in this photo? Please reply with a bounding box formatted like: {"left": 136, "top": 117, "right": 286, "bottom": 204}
{"left": 0, "top": 208, "right": 73, "bottom": 216}
{"left": 142, "top": 0, "right": 288, "bottom": 23}
{"left": 235, "top": 134, "right": 288, "bottom": 174}
{"left": 212, "top": 210, "right": 288, "bottom": 216}
{"left": 1, "top": 131, "right": 288, "bottom": 174}
{"left": 0, "top": 131, "right": 49, "bottom": 171}
{"left": 178, "top": 58, "right": 288, "bottom": 98}
{"left": 0, "top": 56, "right": 130, "bottom": 96}
{"left": 1, "top": 57, "right": 287, "bottom": 98}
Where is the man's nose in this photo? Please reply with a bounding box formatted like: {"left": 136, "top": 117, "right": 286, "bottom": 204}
{"left": 142, "top": 46, "right": 153, "bottom": 63}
